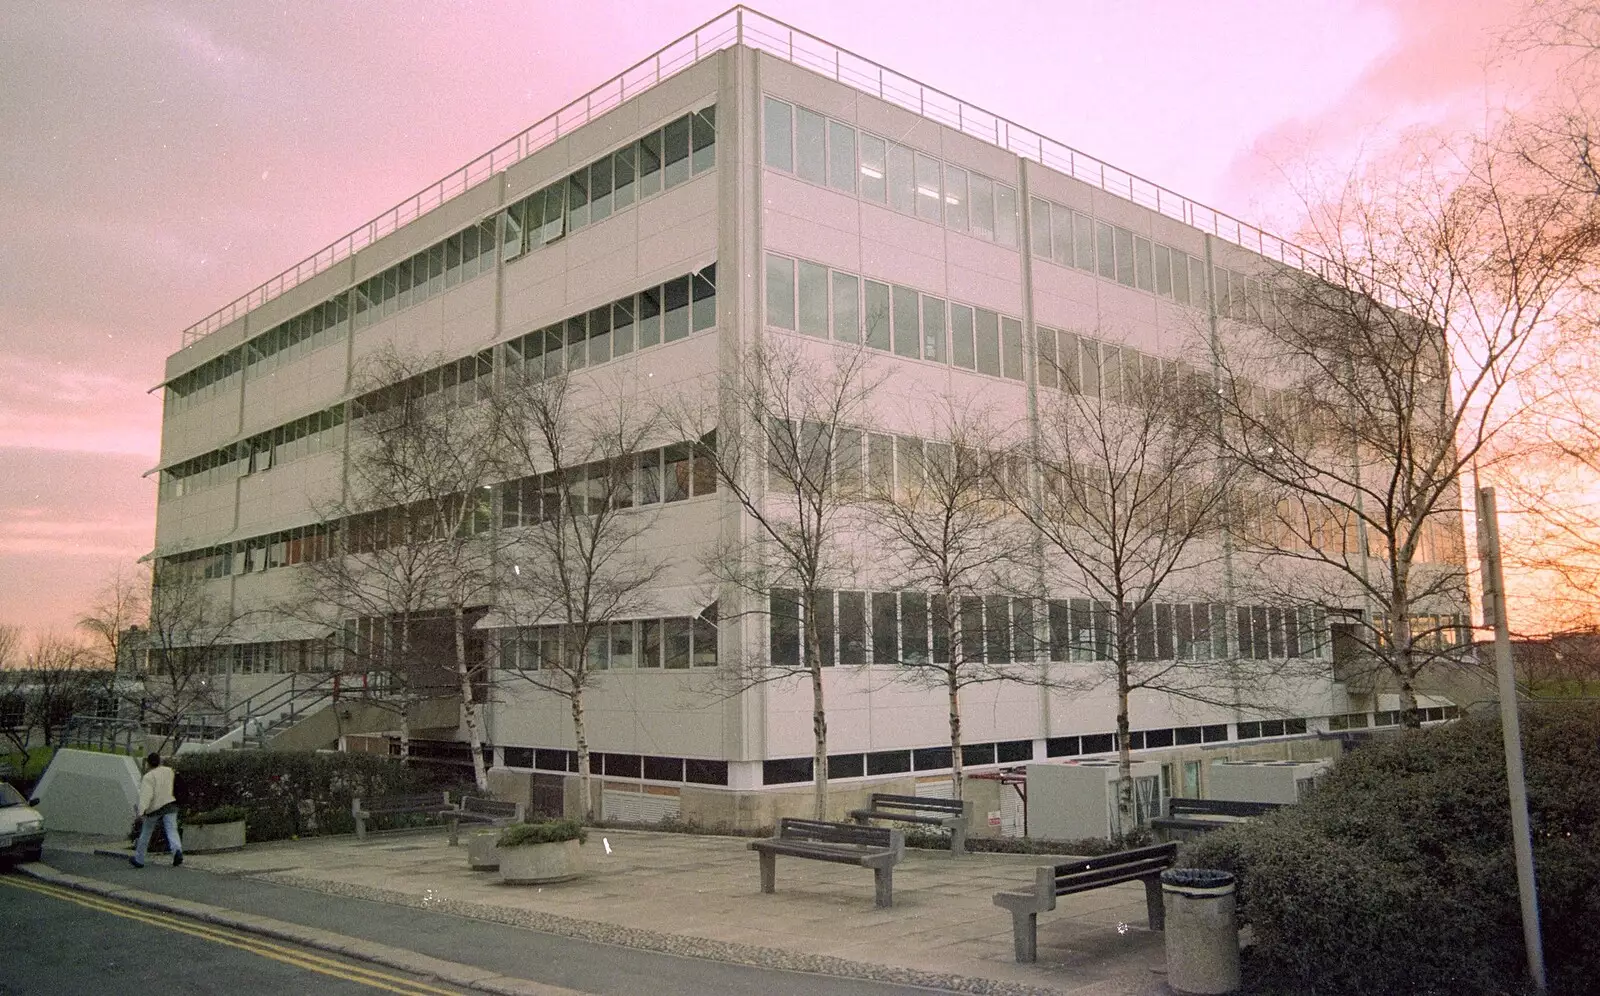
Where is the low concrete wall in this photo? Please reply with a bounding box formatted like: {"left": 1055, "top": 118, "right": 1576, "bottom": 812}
{"left": 32, "top": 748, "right": 141, "bottom": 836}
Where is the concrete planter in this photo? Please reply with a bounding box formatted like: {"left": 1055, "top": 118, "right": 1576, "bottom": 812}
{"left": 467, "top": 831, "right": 500, "bottom": 871}
{"left": 183, "top": 820, "right": 246, "bottom": 854}
{"left": 498, "top": 838, "right": 583, "bottom": 885}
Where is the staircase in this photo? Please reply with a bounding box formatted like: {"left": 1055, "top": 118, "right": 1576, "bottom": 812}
{"left": 204, "top": 672, "right": 342, "bottom": 750}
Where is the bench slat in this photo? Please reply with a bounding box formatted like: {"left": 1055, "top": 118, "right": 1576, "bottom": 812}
{"left": 994, "top": 843, "right": 1178, "bottom": 963}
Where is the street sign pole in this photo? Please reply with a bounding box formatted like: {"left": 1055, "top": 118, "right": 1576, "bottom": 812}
{"left": 1474, "top": 485, "right": 1546, "bottom": 993}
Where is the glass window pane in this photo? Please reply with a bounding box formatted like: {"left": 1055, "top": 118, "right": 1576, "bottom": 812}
{"left": 612, "top": 298, "right": 635, "bottom": 355}
{"left": 827, "top": 121, "right": 856, "bottom": 193}
{"left": 613, "top": 146, "right": 636, "bottom": 208}
{"left": 1101, "top": 345, "right": 1123, "bottom": 401}
{"left": 797, "top": 260, "right": 828, "bottom": 336}
{"left": 541, "top": 182, "right": 565, "bottom": 242}
{"left": 887, "top": 143, "right": 915, "bottom": 214}
{"left": 663, "top": 443, "right": 690, "bottom": 502}
{"left": 975, "top": 309, "right": 1001, "bottom": 376}
{"left": 1173, "top": 252, "right": 1192, "bottom": 304}
{"left": 611, "top": 622, "right": 636, "bottom": 669}
{"left": 944, "top": 165, "right": 968, "bottom": 232}
{"left": 635, "top": 450, "right": 662, "bottom": 504}
{"left": 1051, "top": 204, "right": 1073, "bottom": 266}
{"left": 1134, "top": 236, "right": 1153, "bottom": 291}
{"left": 638, "top": 133, "right": 663, "bottom": 196}
{"left": 1001, "top": 317, "right": 1023, "bottom": 380}
{"left": 588, "top": 306, "right": 611, "bottom": 364}
{"left": 922, "top": 296, "right": 946, "bottom": 363}
{"left": 566, "top": 171, "right": 589, "bottom": 231}
{"left": 951, "top": 304, "right": 975, "bottom": 369}
{"left": 892, "top": 285, "right": 920, "bottom": 358}
{"left": 663, "top": 115, "right": 691, "bottom": 188}
{"left": 1154, "top": 244, "right": 1172, "bottom": 296}
{"left": 795, "top": 107, "right": 826, "bottom": 184}
{"left": 994, "top": 183, "right": 1018, "bottom": 246}
{"left": 1074, "top": 212, "right": 1095, "bottom": 270}
{"left": 970, "top": 174, "right": 995, "bottom": 239}
{"left": 638, "top": 286, "right": 662, "bottom": 347}
{"left": 1030, "top": 197, "right": 1052, "bottom": 257}
{"left": 663, "top": 274, "right": 690, "bottom": 341}
{"left": 1057, "top": 331, "right": 1080, "bottom": 392}
{"left": 692, "top": 264, "right": 717, "bottom": 331}
{"left": 691, "top": 105, "right": 716, "bottom": 173}
{"left": 765, "top": 254, "right": 796, "bottom": 330}
{"left": 864, "top": 280, "right": 890, "bottom": 351}
{"left": 1037, "top": 325, "right": 1058, "bottom": 388}
{"left": 664, "top": 618, "right": 692, "bottom": 669}
{"left": 900, "top": 592, "right": 928, "bottom": 663}
{"left": 1115, "top": 228, "right": 1136, "bottom": 286}
{"left": 859, "top": 133, "right": 887, "bottom": 202}
{"left": 589, "top": 156, "right": 613, "bottom": 222}
{"left": 831, "top": 271, "right": 859, "bottom": 343}
{"left": 1096, "top": 222, "right": 1115, "bottom": 279}
{"left": 639, "top": 618, "right": 663, "bottom": 668}
{"left": 763, "top": 97, "right": 793, "bottom": 171}
{"left": 1191, "top": 258, "right": 1209, "bottom": 309}
{"left": 1079, "top": 338, "right": 1100, "bottom": 397}
{"left": 914, "top": 153, "right": 941, "bottom": 221}
{"left": 872, "top": 592, "right": 898, "bottom": 666}
{"left": 566, "top": 315, "right": 587, "bottom": 370}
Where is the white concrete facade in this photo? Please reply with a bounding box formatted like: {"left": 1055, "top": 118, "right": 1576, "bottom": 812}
{"left": 152, "top": 17, "right": 1459, "bottom": 821}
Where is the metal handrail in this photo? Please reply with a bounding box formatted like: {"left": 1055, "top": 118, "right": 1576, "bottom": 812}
{"left": 175, "top": 6, "right": 1331, "bottom": 355}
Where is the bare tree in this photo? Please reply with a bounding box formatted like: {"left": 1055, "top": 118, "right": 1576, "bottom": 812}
{"left": 137, "top": 563, "right": 247, "bottom": 754}
{"left": 1006, "top": 349, "right": 1262, "bottom": 837}
{"left": 1211, "top": 136, "right": 1599, "bottom": 727}
{"left": 490, "top": 365, "right": 672, "bottom": 820}
{"left": 77, "top": 563, "right": 149, "bottom": 674}
{"left": 668, "top": 339, "right": 881, "bottom": 820}
{"left": 296, "top": 347, "right": 502, "bottom": 786}
{"left": 860, "top": 399, "right": 1040, "bottom": 798}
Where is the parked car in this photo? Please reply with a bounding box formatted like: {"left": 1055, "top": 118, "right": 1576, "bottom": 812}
{"left": 0, "top": 780, "right": 45, "bottom": 865}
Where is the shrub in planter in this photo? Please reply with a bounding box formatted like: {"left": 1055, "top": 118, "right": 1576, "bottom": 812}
{"left": 182, "top": 805, "right": 248, "bottom": 854}
{"left": 1178, "top": 702, "right": 1600, "bottom": 996}
{"left": 185, "top": 805, "right": 249, "bottom": 826}
{"left": 497, "top": 820, "right": 587, "bottom": 885}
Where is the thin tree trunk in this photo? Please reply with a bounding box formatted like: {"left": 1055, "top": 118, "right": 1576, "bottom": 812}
{"left": 572, "top": 684, "right": 593, "bottom": 822}
{"left": 804, "top": 588, "right": 829, "bottom": 821}
{"left": 455, "top": 607, "right": 488, "bottom": 792}
{"left": 948, "top": 670, "right": 964, "bottom": 800}
{"left": 398, "top": 616, "right": 412, "bottom": 764}
{"left": 1115, "top": 608, "right": 1135, "bottom": 841}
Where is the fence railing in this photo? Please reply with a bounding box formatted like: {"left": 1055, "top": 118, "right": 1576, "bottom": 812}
{"left": 178, "top": 5, "right": 1325, "bottom": 351}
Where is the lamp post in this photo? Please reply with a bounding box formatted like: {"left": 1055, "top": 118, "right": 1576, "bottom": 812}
{"left": 1475, "top": 485, "right": 1546, "bottom": 993}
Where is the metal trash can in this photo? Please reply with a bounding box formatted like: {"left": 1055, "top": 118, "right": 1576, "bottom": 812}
{"left": 1161, "top": 868, "right": 1240, "bottom": 995}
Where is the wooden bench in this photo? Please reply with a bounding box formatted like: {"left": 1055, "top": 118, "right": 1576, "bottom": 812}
{"left": 351, "top": 792, "right": 457, "bottom": 841}
{"left": 445, "top": 794, "right": 524, "bottom": 846}
{"left": 993, "top": 842, "right": 1179, "bottom": 962}
{"left": 849, "top": 793, "right": 973, "bottom": 856}
{"left": 749, "top": 818, "right": 905, "bottom": 908}
{"left": 1149, "top": 798, "right": 1281, "bottom": 841}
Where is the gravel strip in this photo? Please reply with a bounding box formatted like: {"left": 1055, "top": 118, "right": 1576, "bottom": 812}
{"left": 253, "top": 871, "right": 1077, "bottom": 996}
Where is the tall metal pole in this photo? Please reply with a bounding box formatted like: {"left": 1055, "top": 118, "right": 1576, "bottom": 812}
{"left": 1475, "top": 486, "right": 1546, "bottom": 993}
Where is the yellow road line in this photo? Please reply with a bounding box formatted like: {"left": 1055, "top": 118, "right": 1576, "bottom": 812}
{"left": 0, "top": 876, "right": 464, "bottom": 996}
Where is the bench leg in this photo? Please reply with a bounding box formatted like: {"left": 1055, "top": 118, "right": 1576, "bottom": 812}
{"left": 758, "top": 851, "right": 776, "bottom": 894}
{"left": 949, "top": 822, "right": 967, "bottom": 857}
{"left": 447, "top": 816, "right": 460, "bottom": 847}
{"left": 355, "top": 816, "right": 367, "bottom": 842}
{"left": 1011, "top": 911, "right": 1038, "bottom": 963}
{"left": 874, "top": 866, "right": 893, "bottom": 908}
{"left": 1144, "top": 876, "right": 1165, "bottom": 931}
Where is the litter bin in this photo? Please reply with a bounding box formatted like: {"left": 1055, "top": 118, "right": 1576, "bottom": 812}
{"left": 1161, "top": 868, "right": 1240, "bottom": 995}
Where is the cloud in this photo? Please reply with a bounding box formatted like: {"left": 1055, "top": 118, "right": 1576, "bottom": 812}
{"left": 0, "top": 354, "right": 161, "bottom": 456}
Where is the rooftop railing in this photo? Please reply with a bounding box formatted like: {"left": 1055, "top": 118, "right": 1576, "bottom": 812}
{"left": 179, "top": 5, "right": 1326, "bottom": 351}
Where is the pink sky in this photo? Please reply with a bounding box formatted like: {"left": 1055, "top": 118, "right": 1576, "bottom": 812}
{"left": 0, "top": 0, "right": 1539, "bottom": 639}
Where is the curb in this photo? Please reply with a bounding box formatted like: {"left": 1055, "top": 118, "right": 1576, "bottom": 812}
{"left": 17, "top": 861, "right": 585, "bottom": 996}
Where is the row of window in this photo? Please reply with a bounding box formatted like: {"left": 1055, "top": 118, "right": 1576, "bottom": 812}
{"left": 166, "top": 298, "right": 349, "bottom": 413}
{"left": 768, "top": 588, "right": 1328, "bottom": 669}
{"left": 502, "top": 265, "right": 718, "bottom": 378}
{"left": 1025, "top": 196, "right": 1217, "bottom": 306}
{"left": 499, "top": 436, "right": 717, "bottom": 528}
{"left": 764, "top": 253, "right": 1026, "bottom": 379}
{"left": 351, "top": 351, "right": 494, "bottom": 422}
{"left": 160, "top": 406, "right": 347, "bottom": 501}
{"left": 1326, "top": 705, "right": 1460, "bottom": 731}
{"left": 494, "top": 605, "right": 719, "bottom": 671}
{"left": 503, "top": 746, "right": 729, "bottom": 786}
{"left": 501, "top": 106, "right": 716, "bottom": 261}
{"left": 763, "top": 96, "right": 1020, "bottom": 247}
{"left": 352, "top": 217, "right": 500, "bottom": 332}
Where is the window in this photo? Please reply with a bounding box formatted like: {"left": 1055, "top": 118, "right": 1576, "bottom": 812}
{"left": 692, "top": 265, "right": 717, "bottom": 331}
{"left": 970, "top": 174, "right": 995, "bottom": 240}
{"left": 831, "top": 272, "right": 859, "bottom": 343}
{"left": 1096, "top": 222, "right": 1115, "bottom": 280}
{"left": 765, "top": 254, "right": 795, "bottom": 329}
{"left": 872, "top": 592, "right": 898, "bottom": 665}
{"left": 795, "top": 107, "right": 826, "bottom": 184}
{"left": 589, "top": 156, "right": 613, "bottom": 222}
{"left": 1134, "top": 236, "right": 1154, "bottom": 291}
{"left": 921, "top": 296, "right": 946, "bottom": 363}
{"left": 639, "top": 619, "right": 662, "bottom": 668}
{"left": 914, "top": 153, "right": 941, "bottom": 221}
{"left": 663, "top": 276, "right": 690, "bottom": 342}
{"left": 638, "top": 286, "right": 662, "bottom": 347}
{"left": 693, "top": 603, "right": 718, "bottom": 666}
{"left": 827, "top": 121, "right": 856, "bottom": 193}
{"left": 943, "top": 165, "right": 968, "bottom": 231}
{"left": 838, "top": 591, "right": 866, "bottom": 667}
{"left": 1037, "top": 325, "right": 1058, "bottom": 389}
{"left": 900, "top": 592, "right": 928, "bottom": 664}
{"left": 614, "top": 145, "right": 636, "bottom": 208}
{"left": 566, "top": 171, "right": 589, "bottom": 231}
{"left": 994, "top": 183, "right": 1018, "bottom": 246}
{"left": 1001, "top": 317, "right": 1023, "bottom": 380}
{"left": 1114, "top": 227, "right": 1135, "bottom": 286}
{"left": 1172, "top": 252, "right": 1191, "bottom": 303}
{"left": 892, "top": 285, "right": 920, "bottom": 358}
{"left": 663, "top": 444, "right": 691, "bottom": 502}
{"left": 770, "top": 589, "right": 800, "bottom": 667}
{"left": 663, "top": 115, "right": 691, "bottom": 188}
{"left": 691, "top": 105, "right": 716, "bottom": 173}
{"left": 887, "top": 143, "right": 915, "bottom": 214}
{"left": 797, "top": 260, "right": 828, "bottom": 337}
{"left": 859, "top": 133, "right": 886, "bottom": 202}
{"left": 950, "top": 305, "right": 975, "bottom": 370}
{"left": 638, "top": 129, "right": 663, "bottom": 196}
{"left": 864, "top": 281, "right": 890, "bottom": 351}
{"left": 974, "top": 309, "right": 1001, "bottom": 376}
{"left": 1030, "top": 197, "right": 1053, "bottom": 257}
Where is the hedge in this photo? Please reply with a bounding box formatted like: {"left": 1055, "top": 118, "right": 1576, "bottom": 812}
{"left": 168, "top": 751, "right": 467, "bottom": 842}
{"left": 1179, "top": 701, "right": 1600, "bottom": 996}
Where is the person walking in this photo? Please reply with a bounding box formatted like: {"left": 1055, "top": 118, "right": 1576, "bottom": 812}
{"left": 131, "top": 753, "right": 182, "bottom": 868}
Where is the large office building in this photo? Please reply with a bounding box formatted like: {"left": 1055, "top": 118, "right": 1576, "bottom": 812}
{"left": 150, "top": 8, "right": 1465, "bottom": 830}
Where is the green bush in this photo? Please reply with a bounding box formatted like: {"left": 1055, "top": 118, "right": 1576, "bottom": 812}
{"left": 1179, "top": 702, "right": 1600, "bottom": 996}
{"left": 498, "top": 819, "right": 586, "bottom": 848}
{"left": 903, "top": 826, "right": 1153, "bottom": 856}
{"left": 185, "top": 805, "right": 249, "bottom": 826}
{"left": 168, "top": 751, "right": 447, "bottom": 842}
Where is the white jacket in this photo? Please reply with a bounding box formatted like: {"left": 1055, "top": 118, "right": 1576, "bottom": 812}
{"left": 138, "top": 765, "right": 176, "bottom": 816}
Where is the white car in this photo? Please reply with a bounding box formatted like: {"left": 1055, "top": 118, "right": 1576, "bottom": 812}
{"left": 0, "top": 780, "right": 44, "bottom": 864}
